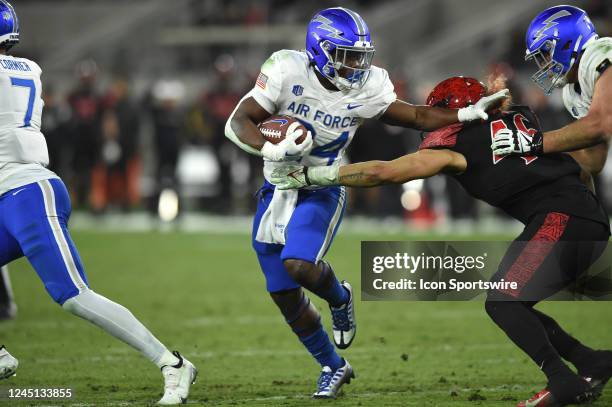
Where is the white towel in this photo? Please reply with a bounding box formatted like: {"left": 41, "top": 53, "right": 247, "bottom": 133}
{"left": 255, "top": 187, "right": 299, "bottom": 245}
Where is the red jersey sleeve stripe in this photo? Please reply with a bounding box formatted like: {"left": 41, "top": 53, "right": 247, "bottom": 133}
{"left": 419, "top": 123, "right": 463, "bottom": 150}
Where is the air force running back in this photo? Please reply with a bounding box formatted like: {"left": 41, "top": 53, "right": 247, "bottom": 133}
{"left": 0, "top": 54, "right": 58, "bottom": 194}
{"left": 224, "top": 7, "right": 398, "bottom": 398}
{"left": 249, "top": 48, "right": 396, "bottom": 181}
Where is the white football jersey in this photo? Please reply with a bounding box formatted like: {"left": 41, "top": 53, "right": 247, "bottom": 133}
{"left": 0, "top": 55, "right": 56, "bottom": 195}
{"left": 249, "top": 49, "right": 396, "bottom": 180}
{"left": 562, "top": 37, "right": 612, "bottom": 119}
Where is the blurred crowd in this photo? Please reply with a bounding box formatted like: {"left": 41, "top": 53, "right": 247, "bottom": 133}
{"left": 42, "top": 58, "right": 612, "bottom": 223}
{"left": 34, "top": 0, "right": 612, "bottom": 224}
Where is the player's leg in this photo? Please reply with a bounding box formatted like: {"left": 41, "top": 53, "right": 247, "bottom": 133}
{"left": 281, "top": 187, "right": 355, "bottom": 349}
{"left": 4, "top": 179, "right": 196, "bottom": 404}
{"left": 0, "top": 205, "right": 23, "bottom": 378}
{"left": 528, "top": 306, "right": 612, "bottom": 394}
{"left": 0, "top": 266, "right": 16, "bottom": 321}
{"left": 252, "top": 185, "right": 353, "bottom": 398}
{"left": 524, "top": 226, "right": 612, "bottom": 400}
{"left": 269, "top": 287, "right": 354, "bottom": 399}
{"left": 255, "top": 250, "right": 353, "bottom": 398}
{"left": 485, "top": 213, "right": 607, "bottom": 406}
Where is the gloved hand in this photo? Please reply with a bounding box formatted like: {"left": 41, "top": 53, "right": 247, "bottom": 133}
{"left": 457, "top": 89, "right": 510, "bottom": 122}
{"left": 261, "top": 122, "right": 313, "bottom": 161}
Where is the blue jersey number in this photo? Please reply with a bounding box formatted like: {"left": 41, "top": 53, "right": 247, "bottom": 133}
{"left": 10, "top": 77, "right": 36, "bottom": 127}
{"left": 311, "top": 131, "right": 349, "bottom": 166}
{"left": 298, "top": 120, "right": 349, "bottom": 166}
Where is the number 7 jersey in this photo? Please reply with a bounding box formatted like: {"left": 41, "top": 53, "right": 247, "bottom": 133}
{"left": 248, "top": 49, "right": 396, "bottom": 181}
{"left": 0, "top": 55, "right": 56, "bottom": 195}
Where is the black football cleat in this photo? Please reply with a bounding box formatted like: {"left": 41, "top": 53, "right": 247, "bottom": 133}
{"left": 517, "top": 374, "right": 595, "bottom": 407}
{"left": 578, "top": 350, "right": 612, "bottom": 400}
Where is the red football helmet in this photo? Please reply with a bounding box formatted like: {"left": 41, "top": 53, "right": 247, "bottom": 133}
{"left": 426, "top": 76, "right": 487, "bottom": 109}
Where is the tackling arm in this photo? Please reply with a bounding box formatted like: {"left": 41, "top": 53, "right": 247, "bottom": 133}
{"left": 335, "top": 149, "right": 467, "bottom": 187}
{"left": 271, "top": 149, "right": 466, "bottom": 189}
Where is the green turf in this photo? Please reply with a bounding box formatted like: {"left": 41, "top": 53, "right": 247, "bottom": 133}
{"left": 1, "top": 231, "right": 610, "bottom": 406}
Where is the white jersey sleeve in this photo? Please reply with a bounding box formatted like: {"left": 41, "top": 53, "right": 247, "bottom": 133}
{"left": 578, "top": 37, "right": 612, "bottom": 99}
{"left": 562, "top": 37, "right": 612, "bottom": 119}
{"left": 354, "top": 66, "right": 396, "bottom": 119}
{"left": 250, "top": 51, "right": 285, "bottom": 114}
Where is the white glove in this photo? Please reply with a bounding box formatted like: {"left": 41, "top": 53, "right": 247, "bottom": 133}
{"left": 261, "top": 122, "right": 313, "bottom": 162}
{"left": 270, "top": 165, "right": 340, "bottom": 190}
{"left": 491, "top": 128, "right": 538, "bottom": 156}
{"left": 457, "top": 89, "right": 510, "bottom": 122}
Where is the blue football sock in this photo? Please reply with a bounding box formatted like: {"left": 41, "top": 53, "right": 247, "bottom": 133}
{"left": 314, "top": 261, "right": 349, "bottom": 307}
{"left": 300, "top": 326, "right": 343, "bottom": 371}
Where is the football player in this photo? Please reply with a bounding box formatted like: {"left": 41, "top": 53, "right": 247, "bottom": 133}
{"left": 492, "top": 5, "right": 612, "bottom": 177}
{"left": 0, "top": 2, "right": 196, "bottom": 404}
{"left": 225, "top": 7, "right": 507, "bottom": 398}
{"left": 271, "top": 76, "right": 612, "bottom": 407}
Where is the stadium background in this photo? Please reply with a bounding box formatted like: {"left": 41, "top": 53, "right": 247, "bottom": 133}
{"left": 2, "top": 1, "right": 612, "bottom": 406}
{"left": 9, "top": 0, "right": 612, "bottom": 228}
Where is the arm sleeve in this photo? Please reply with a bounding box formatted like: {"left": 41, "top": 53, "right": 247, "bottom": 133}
{"left": 250, "top": 52, "right": 284, "bottom": 114}
{"left": 359, "top": 67, "right": 397, "bottom": 119}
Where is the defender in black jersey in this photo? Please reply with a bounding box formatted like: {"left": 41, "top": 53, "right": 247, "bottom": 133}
{"left": 270, "top": 77, "right": 612, "bottom": 407}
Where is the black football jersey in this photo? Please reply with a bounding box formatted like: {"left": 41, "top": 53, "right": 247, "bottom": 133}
{"left": 420, "top": 106, "right": 609, "bottom": 226}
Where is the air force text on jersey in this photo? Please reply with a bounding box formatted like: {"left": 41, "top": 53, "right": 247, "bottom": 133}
{"left": 286, "top": 101, "right": 360, "bottom": 129}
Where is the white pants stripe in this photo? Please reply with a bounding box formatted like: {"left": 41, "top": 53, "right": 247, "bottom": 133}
{"left": 37, "top": 180, "right": 87, "bottom": 293}
{"left": 315, "top": 186, "right": 346, "bottom": 262}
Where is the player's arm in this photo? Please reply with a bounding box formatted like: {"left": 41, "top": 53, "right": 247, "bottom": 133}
{"left": 379, "top": 89, "right": 509, "bottom": 131}
{"left": 541, "top": 68, "right": 612, "bottom": 152}
{"left": 225, "top": 96, "right": 312, "bottom": 161}
{"left": 492, "top": 67, "right": 612, "bottom": 171}
{"left": 271, "top": 149, "right": 466, "bottom": 189}
{"left": 379, "top": 100, "right": 458, "bottom": 131}
{"left": 225, "top": 96, "right": 271, "bottom": 155}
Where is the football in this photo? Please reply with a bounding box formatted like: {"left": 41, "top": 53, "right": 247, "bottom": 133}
{"left": 258, "top": 115, "right": 307, "bottom": 145}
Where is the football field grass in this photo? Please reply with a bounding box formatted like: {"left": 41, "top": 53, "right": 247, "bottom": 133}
{"left": 1, "top": 230, "right": 611, "bottom": 406}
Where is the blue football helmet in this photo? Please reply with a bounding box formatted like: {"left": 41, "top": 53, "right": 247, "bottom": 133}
{"left": 0, "top": 0, "right": 18, "bottom": 50}
{"left": 306, "top": 7, "right": 374, "bottom": 91}
{"left": 525, "top": 5, "right": 597, "bottom": 94}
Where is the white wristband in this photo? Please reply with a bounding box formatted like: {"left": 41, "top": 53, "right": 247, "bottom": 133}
{"left": 308, "top": 166, "right": 340, "bottom": 186}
